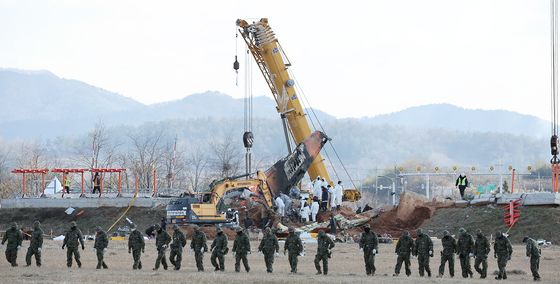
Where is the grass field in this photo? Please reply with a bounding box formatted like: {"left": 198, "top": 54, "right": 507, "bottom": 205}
{"left": 1, "top": 239, "right": 559, "bottom": 283}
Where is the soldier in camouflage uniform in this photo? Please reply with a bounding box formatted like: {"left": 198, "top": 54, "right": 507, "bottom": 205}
{"left": 394, "top": 230, "right": 414, "bottom": 277}
{"left": 457, "top": 227, "right": 474, "bottom": 278}
{"left": 2, "top": 222, "right": 23, "bottom": 267}
{"left": 359, "top": 224, "right": 379, "bottom": 276}
{"left": 284, "top": 227, "right": 303, "bottom": 273}
{"left": 314, "top": 230, "right": 335, "bottom": 275}
{"left": 473, "top": 229, "right": 490, "bottom": 279}
{"left": 258, "top": 227, "right": 279, "bottom": 273}
{"left": 414, "top": 228, "right": 433, "bottom": 277}
{"left": 210, "top": 226, "right": 228, "bottom": 271}
{"left": 523, "top": 236, "right": 541, "bottom": 281}
{"left": 153, "top": 224, "right": 171, "bottom": 270}
{"left": 190, "top": 225, "right": 208, "bottom": 271}
{"left": 93, "top": 226, "right": 109, "bottom": 269}
{"left": 25, "top": 221, "right": 43, "bottom": 267}
{"left": 62, "top": 221, "right": 85, "bottom": 268}
{"left": 232, "top": 227, "right": 251, "bottom": 272}
{"left": 169, "top": 224, "right": 186, "bottom": 270}
{"left": 493, "top": 231, "right": 513, "bottom": 280}
{"left": 128, "top": 224, "right": 145, "bottom": 270}
{"left": 437, "top": 230, "right": 457, "bottom": 278}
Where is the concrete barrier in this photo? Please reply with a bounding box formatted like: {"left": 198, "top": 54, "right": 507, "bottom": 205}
{"left": 470, "top": 194, "right": 496, "bottom": 206}
{"left": 522, "top": 192, "right": 560, "bottom": 206}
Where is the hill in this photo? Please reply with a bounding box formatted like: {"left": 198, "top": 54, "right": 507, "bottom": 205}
{"left": 0, "top": 68, "right": 142, "bottom": 122}
{"left": 364, "top": 104, "right": 549, "bottom": 138}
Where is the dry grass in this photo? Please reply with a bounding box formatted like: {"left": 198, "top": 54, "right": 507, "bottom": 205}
{"left": 1, "top": 240, "right": 559, "bottom": 283}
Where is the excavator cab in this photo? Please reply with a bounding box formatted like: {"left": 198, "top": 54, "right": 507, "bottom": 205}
{"left": 343, "top": 188, "right": 362, "bottom": 202}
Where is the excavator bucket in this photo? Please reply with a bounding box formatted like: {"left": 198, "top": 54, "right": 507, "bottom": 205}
{"left": 265, "top": 131, "right": 330, "bottom": 196}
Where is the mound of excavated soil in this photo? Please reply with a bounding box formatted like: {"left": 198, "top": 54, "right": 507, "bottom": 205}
{"left": 371, "top": 191, "right": 453, "bottom": 237}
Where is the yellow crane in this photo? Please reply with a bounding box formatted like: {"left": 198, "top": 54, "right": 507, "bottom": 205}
{"left": 236, "top": 18, "right": 360, "bottom": 201}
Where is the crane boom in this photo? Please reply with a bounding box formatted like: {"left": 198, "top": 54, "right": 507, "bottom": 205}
{"left": 237, "top": 18, "right": 331, "bottom": 184}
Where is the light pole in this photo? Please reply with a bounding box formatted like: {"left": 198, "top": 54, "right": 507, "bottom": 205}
{"left": 378, "top": 175, "right": 396, "bottom": 206}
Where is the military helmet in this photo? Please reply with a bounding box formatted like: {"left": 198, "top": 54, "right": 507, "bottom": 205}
{"left": 476, "top": 229, "right": 482, "bottom": 235}
{"left": 10, "top": 222, "right": 17, "bottom": 229}
{"left": 216, "top": 226, "right": 223, "bottom": 233}
{"left": 264, "top": 227, "right": 271, "bottom": 234}
{"left": 416, "top": 228, "right": 423, "bottom": 235}
{"left": 404, "top": 230, "right": 410, "bottom": 236}
{"left": 130, "top": 223, "right": 137, "bottom": 230}
{"left": 33, "top": 221, "right": 40, "bottom": 228}
{"left": 459, "top": 227, "right": 466, "bottom": 234}
{"left": 288, "top": 227, "right": 295, "bottom": 233}
{"left": 363, "top": 224, "right": 370, "bottom": 229}
{"left": 318, "top": 230, "right": 325, "bottom": 236}
{"left": 443, "top": 230, "right": 450, "bottom": 236}
{"left": 495, "top": 231, "right": 502, "bottom": 238}
{"left": 173, "top": 224, "right": 179, "bottom": 230}
{"left": 522, "top": 236, "right": 529, "bottom": 243}
{"left": 154, "top": 224, "right": 161, "bottom": 230}
{"left": 95, "top": 226, "right": 102, "bottom": 231}
{"left": 192, "top": 225, "right": 200, "bottom": 231}
{"left": 70, "top": 221, "right": 77, "bottom": 227}
{"left": 235, "top": 227, "right": 243, "bottom": 233}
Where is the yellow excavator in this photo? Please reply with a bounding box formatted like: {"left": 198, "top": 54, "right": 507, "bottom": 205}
{"left": 166, "top": 131, "right": 330, "bottom": 225}
{"left": 166, "top": 171, "right": 272, "bottom": 225}
{"left": 236, "top": 18, "right": 361, "bottom": 202}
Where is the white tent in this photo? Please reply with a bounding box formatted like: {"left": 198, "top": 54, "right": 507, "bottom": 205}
{"left": 44, "top": 177, "right": 62, "bottom": 195}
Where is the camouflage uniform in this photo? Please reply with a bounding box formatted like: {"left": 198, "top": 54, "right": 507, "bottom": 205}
{"left": 210, "top": 227, "right": 228, "bottom": 271}
{"left": 232, "top": 227, "right": 251, "bottom": 272}
{"left": 128, "top": 226, "right": 145, "bottom": 270}
{"left": 93, "top": 227, "right": 109, "bottom": 269}
{"left": 524, "top": 237, "right": 541, "bottom": 281}
{"left": 169, "top": 225, "right": 186, "bottom": 270}
{"left": 414, "top": 228, "right": 433, "bottom": 277}
{"left": 25, "top": 221, "right": 43, "bottom": 267}
{"left": 358, "top": 225, "right": 379, "bottom": 276}
{"left": 190, "top": 225, "right": 208, "bottom": 271}
{"left": 493, "top": 231, "right": 513, "bottom": 280}
{"left": 394, "top": 231, "right": 414, "bottom": 277}
{"left": 438, "top": 231, "right": 457, "bottom": 277}
{"left": 2, "top": 222, "right": 22, "bottom": 267}
{"left": 153, "top": 224, "right": 171, "bottom": 270}
{"left": 314, "top": 230, "right": 335, "bottom": 275}
{"left": 62, "top": 221, "right": 85, "bottom": 268}
{"left": 284, "top": 228, "right": 303, "bottom": 273}
{"left": 473, "top": 229, "right": 490, "bottom": 279}
{"left": 457, "top": 228, "right": 474, "bottom": 278}
{"left": 258, "top": 228, "right": 279, "bottom": 273}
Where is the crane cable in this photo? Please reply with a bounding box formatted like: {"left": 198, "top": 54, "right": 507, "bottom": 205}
{"left": 551, "top": 0, "right": 560, "bottom": 193}
{"left": 287, "top": 68, "right": 359, "bottom": 191}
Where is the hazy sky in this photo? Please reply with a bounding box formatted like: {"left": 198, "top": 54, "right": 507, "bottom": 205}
{"left": 0, "top": 0, "right": 554, "bottom": 120}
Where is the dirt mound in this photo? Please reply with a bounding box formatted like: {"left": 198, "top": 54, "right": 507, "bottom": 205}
{"left": 371, "top": 191, "right": 452, "bottom": 237}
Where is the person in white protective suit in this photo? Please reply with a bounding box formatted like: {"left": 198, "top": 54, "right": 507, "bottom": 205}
{"left": 313, "top": 176, "right": 322, "bottom": 199}
{"left": 328, "top": 185, "right": 336, "bottom": 210}
{"left": 334, "top": 181, "right": 344, "bottom": 210}
{"left": 275, "top": 196, "right": 285, "bottom": 217}
{"left": 321, "top": 178, "right": 329, "bottom": 190}
{"left": 300, "top": 202, "right": 310, "bottom": 223}
{"left": 310, "top": 197, "right": 320, "bottom": 222}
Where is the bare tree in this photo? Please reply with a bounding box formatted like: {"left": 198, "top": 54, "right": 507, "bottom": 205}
{"left": 161, "top": 137, "right": 187, "bottom": 192}
{"left": 13, "top": 141, "right": 48, "bottom": 196}
{"left": 0, "top": 142, "right": 14, "bottom": 198}
{"left": 127, "top": 127, "right": 165, "bottom": 190}
{"left": 210, "top": 135, "right": 242, "bottom": 178}
{"left": 185, "top": 146, "right": 209, "bottom": 193}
